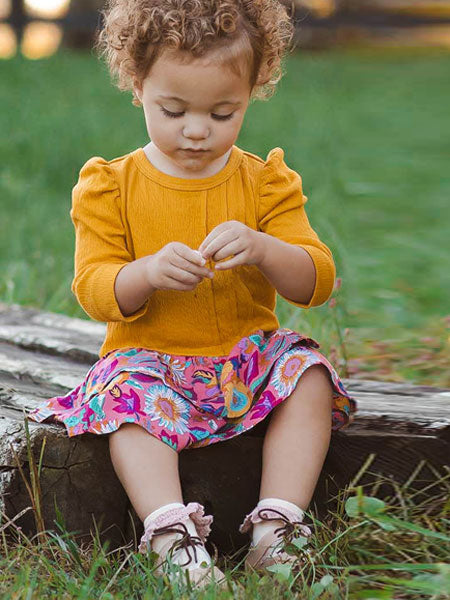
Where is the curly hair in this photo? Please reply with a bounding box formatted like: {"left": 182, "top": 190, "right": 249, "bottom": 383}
{"left": 94, "top": 0, "right": 295, "bottom": 106}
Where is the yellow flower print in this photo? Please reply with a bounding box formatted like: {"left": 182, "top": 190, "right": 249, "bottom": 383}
{"left": 220, "top": 361, "right": 234, "bottom": 386}
{"left": 109, "top": 385, "right": 121, "bottom": 398}
{"left": 223, "top": 376, "right": 252, "bottom": 418}
{"left": 105, "top": 372, "right": 129, "bottom": 396}
{"left": 334, "top": 395, "right": 349, "bottom": 410}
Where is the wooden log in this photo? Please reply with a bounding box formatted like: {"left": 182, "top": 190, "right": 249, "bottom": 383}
{"left": 0, "top": 303, "right": 449, "bottom": 556}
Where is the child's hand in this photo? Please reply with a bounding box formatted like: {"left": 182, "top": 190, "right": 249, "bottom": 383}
{"left": 198, "top": 221, "right": 265, "bottom": 271}
{"left": 146, "top": 242, "right": 214, "bottom": 291}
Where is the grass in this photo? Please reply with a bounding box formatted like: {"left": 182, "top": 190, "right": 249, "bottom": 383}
{"left": 0, "top": 48, "right": 449, "bottom": 384}
{"left": 3, "top": 494, "right": 448, "bottom": 599}
{"left": 1, "top": 419, "right": 449, "bottom": 599}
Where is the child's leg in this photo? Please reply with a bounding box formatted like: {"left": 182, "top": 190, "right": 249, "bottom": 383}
{"left": 108, "top": 423, "right": 216, "bottom": 574}
{"left": 108, "top": 422, "right": 183, "bottom": 520}
{"left": 241, "top": 365, "right": 333, "bottom": 557}
{"left": 259, "top": 364, "right": 333, "bottom": 509}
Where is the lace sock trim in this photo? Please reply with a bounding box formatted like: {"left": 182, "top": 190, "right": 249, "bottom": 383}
{"left": 238, "top": 504, "right": 312, "bottom": 537}
{"left": 138, "top": 502, "right": 213, "bottom": 554}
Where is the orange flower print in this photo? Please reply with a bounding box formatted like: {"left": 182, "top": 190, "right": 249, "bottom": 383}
{"left": 192, "top": 369, "right": 219, "bottom": 393}
{"left": 223, "top": 375, "right": 252, "bottom": 418}
{"left": 109, "top": 385, "right": 121, "bottom": 398}
{"left": 105, "top": 372, "right": 130, "bottom": 396}
{"left": 163, "top": 355, "right": 187, "bottom": 386}
{"left": 334, "top": 395, "right": 350, "bottom": 410}
{"left": 144, "top": 385, "right": 190, "bottom": 434}
{"left": 220, "top": 361, "right": 234, "bottom": 387}
{"left": 270, "top": 351, "right": 308, "bottom": 395}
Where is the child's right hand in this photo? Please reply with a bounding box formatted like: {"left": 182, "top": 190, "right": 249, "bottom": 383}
{"left": 145, "top": 242, "right": 215, "bottom": 291}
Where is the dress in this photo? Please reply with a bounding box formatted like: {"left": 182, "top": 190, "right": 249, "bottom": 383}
{"left": 26, "top": 144, "right": 356, "bottom": 450}
{"left": 27, "top": 328, "right": 355, "bottom": 451}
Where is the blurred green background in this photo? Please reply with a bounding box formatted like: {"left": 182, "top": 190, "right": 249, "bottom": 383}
{"left": 1, "top": 11, "right": 449, "bottom": 385}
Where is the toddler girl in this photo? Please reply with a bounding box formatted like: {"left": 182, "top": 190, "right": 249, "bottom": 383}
{"left": 27, "top": 0, "right": 356, "bottom": 588}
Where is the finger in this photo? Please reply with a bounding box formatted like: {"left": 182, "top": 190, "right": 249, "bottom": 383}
{"left": 214, "top": 252, "right": 246, "bottom": 270}
{"left": 202, "top": 231, "right": 239, "bottom": 259}
{"left": 198, "top": 222, "right": 232, "bottom": 255}
{"left": 170, "top": 254, "right": 213, "bottom": 278}
{"left": 163, "top": 274, "right": 197, "bottom": 291}
{"left": 168, "top": 265, "right": 203, "bottom": 285}
{"left": 209, "top": 238, "right": 243, "bottom": 262}
{"left": 192, "top": 249, "right": 207, "bottom": 265}
{"left": 175, "top": 246, "right": 206, "bottom": 266}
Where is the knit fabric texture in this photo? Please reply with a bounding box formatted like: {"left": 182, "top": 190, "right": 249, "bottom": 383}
{"left": 70, "top": 144, "right": 336, "bottom": 357}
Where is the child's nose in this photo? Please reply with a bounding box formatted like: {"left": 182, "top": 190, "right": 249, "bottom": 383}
{"left": 183, "top": 119, "right": 209, "bottom": 140}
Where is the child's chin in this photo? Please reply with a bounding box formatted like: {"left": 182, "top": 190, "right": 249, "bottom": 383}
{"left": 181, "top": 157, "right": 211, "bottom": 170}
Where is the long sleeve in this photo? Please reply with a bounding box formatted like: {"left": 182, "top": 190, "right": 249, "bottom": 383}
{"left": 70, "top": 156, "right": 149, "bottom": 322}
{"left": 258, "top": 147, "right": 336, "bottom": 308}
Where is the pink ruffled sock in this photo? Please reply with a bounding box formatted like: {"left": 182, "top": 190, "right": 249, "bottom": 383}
{"left": 140, "top": 502, "right": 214, "bottom": 569}
{"left": 239, "top": 497, "right": 311, "bottom": 550}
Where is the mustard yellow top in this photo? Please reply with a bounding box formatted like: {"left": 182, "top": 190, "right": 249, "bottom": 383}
{"left": 70, "top": 144, "right": 336, "bottom": 357}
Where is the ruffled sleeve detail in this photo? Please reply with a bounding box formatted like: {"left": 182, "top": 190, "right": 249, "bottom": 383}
{"left": 70, "top": 157, "right": 149, "bottom": 322}
{"left": 258, "top": 147, "right": 336, "bottom": 308}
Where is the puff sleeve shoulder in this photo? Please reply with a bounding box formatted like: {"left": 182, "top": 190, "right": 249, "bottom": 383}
{"left": 258, "top": 147, "right": 336, "bottom": 308}
{"left": 70, "top": 157, "right": 148, "bottom": 322}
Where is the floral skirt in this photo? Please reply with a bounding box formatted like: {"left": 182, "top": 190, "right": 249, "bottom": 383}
{"left": 27, "top": 328, "right": 356, "bottom": 452}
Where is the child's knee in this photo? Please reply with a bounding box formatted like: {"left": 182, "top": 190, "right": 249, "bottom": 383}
{"left": 108, "top": 422, "right": 141, "bottom": 443}
{"left": 294, "top": 364, "right": 334, "bottom": 401}
{"left": 303, "top": 363, "right": 332, "bottom": 384}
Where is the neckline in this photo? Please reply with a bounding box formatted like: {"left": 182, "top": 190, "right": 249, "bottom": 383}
{"left": 132, "top": 145, "right": 243, "bottom": 190}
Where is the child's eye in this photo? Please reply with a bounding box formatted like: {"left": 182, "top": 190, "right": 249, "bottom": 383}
{"left": 160, "top": 107, "right": 183, "bottom": 118}
{"left": 212, "top": 113, "right": 234, "bottom": 121}
{"left": 160, "top": 107, "right": 233, "bottom": 121}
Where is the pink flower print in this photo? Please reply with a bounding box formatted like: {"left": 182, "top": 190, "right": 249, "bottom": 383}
{"left": 250, "top": 388, "right": 276, "bottom": 420}
{"left": 56, "top": 386, "right": 79, "bottom": 409}
{"left": 81, "top": 405, "right": 97, "bottom": 429}
{"left": 128, "top": 373, "right": 156, "bottom": 383}
{"left": 270, "top": 352, "right": 308, "bottom": 396}
{"left": 161, "top": 431, "right": 178, "bottom": 451}
{"left": 98, "top": 358, "right": 119, "bottom": 385}
{"left": 243, "top": 351, "right": 260, "bottom": 386}
{"left": 145, "top": 386, "right": 190, "bottom": 434}
{"left": 110, "top": 385, "right": 147, "bottom": 419}
{"left": 237, "top": 337, "right": 251, "bottom": 353}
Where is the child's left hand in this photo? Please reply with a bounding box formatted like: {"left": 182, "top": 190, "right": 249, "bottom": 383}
{"left": 198, "top": 221, "right": 265, "bottom": 271}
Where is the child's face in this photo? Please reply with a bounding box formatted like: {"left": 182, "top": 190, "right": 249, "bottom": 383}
{"left": 134, "top": 48, "right": 252, "bottom": 174}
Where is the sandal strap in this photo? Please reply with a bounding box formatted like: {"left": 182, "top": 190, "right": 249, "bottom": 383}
{"left": 151, "top": 521, "right": 205, "bottom": 567}
{"left": 239, "top": 504, "right": 311, "bottom": 538}
{"left": 243, "top": 506, "right": 312, "bottom": 571}
{"left": 138, "top": 501, "right": 213, "bottom": 554}
{"left": 257, "top": 507, "right": 309, "bottom": 543}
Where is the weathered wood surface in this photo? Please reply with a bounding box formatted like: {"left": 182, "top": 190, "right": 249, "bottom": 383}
{"left": 1, "top": 302, "right": 449, "bottom": 555}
